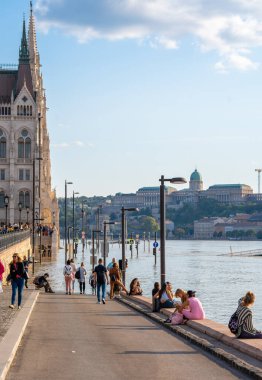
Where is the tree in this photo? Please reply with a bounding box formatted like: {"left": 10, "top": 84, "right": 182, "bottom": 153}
{"left": 139, "top": 216, "right": 159, "bottom": 233}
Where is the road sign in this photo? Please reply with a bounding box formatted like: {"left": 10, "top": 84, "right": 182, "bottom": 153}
{"left": 153, "top": 248, "right": 156, "bottom": 255}
{"left": 153, "top": 242, "right": 159, "bottom": 248}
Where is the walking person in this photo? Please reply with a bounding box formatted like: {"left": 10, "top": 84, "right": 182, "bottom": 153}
{"left": 0, "top": 258, "right": 5, "bottom": 294}
{"left": 70, "top": 258, "right": 77, "bottom": 293}
{"left": 22, "top": 255, "right": 29, "bottom": 289}
{"left": 78, "top": 262, "right": 87, "bottom": 294}
{"left": 94, "top": 258, "right": 109, "bottom": 304}
{"left": 63, "top": 259, "right": 73, "bottom": 295}
{"left": 9, "top": 254, "right": 25, "bottom": 309}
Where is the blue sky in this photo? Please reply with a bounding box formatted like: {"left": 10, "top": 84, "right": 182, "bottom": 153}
{"left": 2, "top": 0, "right": 262, "bottom": 196}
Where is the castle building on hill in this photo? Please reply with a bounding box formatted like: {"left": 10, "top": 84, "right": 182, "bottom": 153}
{"left": 0, "top": 5, "right": 59, "bottom": 227}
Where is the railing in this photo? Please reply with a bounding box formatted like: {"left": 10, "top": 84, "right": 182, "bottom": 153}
{"left": 0, "top": 230, "right": 31, "bottom": 252}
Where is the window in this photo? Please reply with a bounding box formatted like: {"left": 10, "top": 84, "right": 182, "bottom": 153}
{"left": 18, "top": 129, "right": 31, "bottom": 159}
{"left": 0, "top": 169, "right": 5, "bottom": 180}
{"left": 19, "top": 190, "right": 30, "bottom": 208}
{"left": 0, "top": 129, "right": 6, "bottom": 158}
{"left": 18, "top": 169, "right": 30, "bottom": 181}
{"left": 0, "top": 191, "right": 4, "bottom": 208}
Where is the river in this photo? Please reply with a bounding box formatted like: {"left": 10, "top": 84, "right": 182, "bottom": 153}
{"left": 35, "top": 239, "right": 262, "bottom": 330}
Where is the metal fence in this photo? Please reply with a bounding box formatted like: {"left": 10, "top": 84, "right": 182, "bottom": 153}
{"left": 0, "top": 230, "right": 31, "bottom": 252}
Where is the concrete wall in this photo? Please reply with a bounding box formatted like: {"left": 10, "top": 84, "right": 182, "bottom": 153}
{"left": 0, "top": 238, "right": 31, "bottom": 284}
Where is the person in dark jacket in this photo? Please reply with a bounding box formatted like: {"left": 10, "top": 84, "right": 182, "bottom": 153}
{"left": 9, "top": 254, "right": 25, "bottom": 309}
{"left": 33, "top": 273, "right": 54, "bottom": 293}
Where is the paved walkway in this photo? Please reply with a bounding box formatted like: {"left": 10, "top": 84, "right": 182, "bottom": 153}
{"left": 7, "top": 294, "right": 250, "bottom": 380}
{"left": 0, "top": 286, "right": 32, "bottom": 343}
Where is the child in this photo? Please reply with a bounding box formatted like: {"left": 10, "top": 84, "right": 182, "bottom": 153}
{"left": 89, "top": 271, "right": 96, "bottom": 295}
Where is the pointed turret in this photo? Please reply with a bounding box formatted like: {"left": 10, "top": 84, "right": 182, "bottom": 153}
{"left": 19, "top": 17, "right": 30, "bottom": 63}
{"left": 28, "top": 1, "right": 41, "bottom": 92}
{"left": 16, "top": 17, "right": 34, "bottom": 98}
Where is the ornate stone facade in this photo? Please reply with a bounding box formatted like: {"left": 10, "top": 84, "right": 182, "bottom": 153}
{"left": 0, "top": 6, "right": 59, "bottom": 228}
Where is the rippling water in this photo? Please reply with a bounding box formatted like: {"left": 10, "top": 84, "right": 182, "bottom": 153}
{"left": 35, "top": 239, "right": 262, "bottom": 329}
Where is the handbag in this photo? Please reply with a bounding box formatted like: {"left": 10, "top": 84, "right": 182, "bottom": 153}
{"left": 6, "top": 274, "right": 11, "bottom": 282}
{"left": 75, "top": 270, "right": 80, "bottom": 280}
{"left": 23, "top": 271, "right": 29, "bottom": 280}
{"left": 171, "top": 311, "right": 184, "bottom": 325}
{"left": 228, "top": 311, "right": 239, "bottom": 334}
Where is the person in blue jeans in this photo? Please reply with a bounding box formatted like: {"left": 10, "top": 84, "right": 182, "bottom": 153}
{"left": 9, "top": 254, "right": 25, "bottom": 309}
{"left": 94, "top": 258, "right": 109, "bottom": 304}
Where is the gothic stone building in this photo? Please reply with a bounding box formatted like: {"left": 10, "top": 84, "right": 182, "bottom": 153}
{"left": 0, "top": 9, "right": 59, "bottom": 227}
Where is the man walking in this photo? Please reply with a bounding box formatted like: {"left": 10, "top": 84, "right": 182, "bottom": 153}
{"left": 94, "top": 258, "right": 108, "bottom": 304}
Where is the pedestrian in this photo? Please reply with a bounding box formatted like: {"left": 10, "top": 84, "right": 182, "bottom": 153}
{"left": 78, "top": 262, "right": 87, "bottom": 294}
{"left": 23, "top": 255, "right": 29, "bottom": 289}
{"left": 89, "top": 271, "right": 96, "bottom": 295}
{"left": 70, "top": 258, "right": 77, "bottom": 293}
{"left": 9, "top": 254, "right": 25, "bottom": 309}
{"left": 109, "top": 262, "right": 128, "bottom": 299}
{"left": 63, "top": 259, "right": 73, "bottom": 295}
{"left": 235, "top": 291, "right": 262, "bottom": 339}
{"left": 0, "top": 258, "right": 5, "bottom": 294}
{"left": 33, "top": 273, "right": 55, "bottom": 293}
{"left": 107, "top": 257, "right": 116, "bottom": 271}
{"left": 94, "top": 258, "right": 109, "bottom": 304}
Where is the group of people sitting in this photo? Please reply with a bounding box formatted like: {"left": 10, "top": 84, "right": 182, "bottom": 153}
{"left": 152, "top": 282, "right": 205, "bottom": 324}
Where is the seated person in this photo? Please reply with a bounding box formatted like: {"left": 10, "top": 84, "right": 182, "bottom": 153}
{"left": 236, "top": 291, "right": 262, "bottom": 339}
{"left": 177, "top": 290, "right": 205, "bottom": 320}
{"left": 159, "top": 282, "right": 176, "bottom": 308}
{"left": 33, "top": 273, "right": 55, "bottom": 293}
{"left": 129, "top": 278, "right": 143, "bottom": 295}
{"left": 152, "top": 282, "right": 160, "bottom": 298}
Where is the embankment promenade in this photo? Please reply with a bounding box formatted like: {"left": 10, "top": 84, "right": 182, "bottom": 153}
{"left": 0, "top": 291, "right": 261, "bottom": 380}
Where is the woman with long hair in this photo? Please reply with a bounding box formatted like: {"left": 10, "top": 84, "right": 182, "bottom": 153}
{"left": 109, "top": 262, "right": 128, "bottom": 299}
{"left": 9, "top": 254, "right": 25, "bottom": 309}
{"left": 158, "top": 282, "right": 175, "bottom": 308}
{"left": 236, "top": 291, "right": 262, "bottom": 339}
{"left": 129, "top": 278, "right": 143, "bottom": 295}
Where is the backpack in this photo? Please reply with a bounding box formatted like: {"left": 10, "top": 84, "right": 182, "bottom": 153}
{"left": 228, "top": 311, "right": 238, "bottom": 334}
{"left": 64, "top": 265, "right": 72, "bottom": 276}
{"left": 75, "top": 269, "right": 80, "bottom": 280}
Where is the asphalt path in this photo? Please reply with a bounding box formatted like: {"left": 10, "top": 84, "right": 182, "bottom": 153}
{"left": 7, "top": 294, "right": 250, "bottom": 380}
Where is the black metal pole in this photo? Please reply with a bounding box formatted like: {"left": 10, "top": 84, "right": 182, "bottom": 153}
{"left": 73, "top": 192, "right": 75, "bottom": 242}
{"left": 103, "top": 223, "right": 106, "bottom": 267}
{"left": 32, "top": 159, "right": 35, "bottom": 274}
{"left": 27, "top": 211, "right": 29, "bottom": 224}
{"left": 154, "top": 231, "right": 157, "bottom": 265}
{"left": 92, "top": 230, "right": 95, "bottom": 271}
{"left": 97, "top": 207, "right": 100, "bottom": 254}
{"left": 130, "top": 231, "right": 133, "bottom": 258}
{"left": 65, "top": 181, "right": 67, "bottom": 264}
{"left": 81, "top": 202, "right": 84, "bottom": 232}
{"left": 5, "top": 205, "right": 7, "bottom": 226}
{"left": 160, "top": 175, "right": 165, "bottom": 285}
{"left": 121, "top": 207, "right": 126, "bottom": 286}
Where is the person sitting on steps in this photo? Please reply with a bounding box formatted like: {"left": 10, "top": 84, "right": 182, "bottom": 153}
{"left": 33, "top": 273, "right": 55, "bottom": 293}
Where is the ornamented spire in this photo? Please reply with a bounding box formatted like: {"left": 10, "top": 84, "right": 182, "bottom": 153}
{"left": 19, "top": 16, "right": 30, "bottom": 62}
{"left": 28, "top": 1, "right": 38, "bottom": 63}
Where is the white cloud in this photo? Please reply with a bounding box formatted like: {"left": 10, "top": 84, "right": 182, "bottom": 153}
{"left": 35, "top": 0, "right": 262, "bottom": 71}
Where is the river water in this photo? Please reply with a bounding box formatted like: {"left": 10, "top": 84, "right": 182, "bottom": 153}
{"left": 36, "top": 239, "right": 262, "bottom": 330}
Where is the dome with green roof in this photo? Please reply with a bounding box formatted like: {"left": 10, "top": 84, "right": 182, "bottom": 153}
{"left": 189, "top": 169, "right": 203, "bottom": 191}
{"left": 190, "top": 169, "right": 202, "bottom": 182}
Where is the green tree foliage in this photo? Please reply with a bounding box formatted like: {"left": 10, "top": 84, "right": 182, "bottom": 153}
{"left": 139, "top": 216, "right": 159, "bottom": 233}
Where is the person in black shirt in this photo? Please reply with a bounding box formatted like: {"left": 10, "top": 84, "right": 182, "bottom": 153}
{"left": 33, "top": 273, "right": 54, "bottom": 293}
{"left": 94, "top": 258, "right": 109, "bottom": 304}
{"left": 9, "top": 254, "right": 25, "bottom": 309}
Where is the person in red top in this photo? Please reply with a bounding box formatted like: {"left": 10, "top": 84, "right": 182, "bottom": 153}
{"left": 0, "top": 258, "right": 5, "bottom": 293}
{"left": 9, "top": 254, "right": 25, "bottom": 309}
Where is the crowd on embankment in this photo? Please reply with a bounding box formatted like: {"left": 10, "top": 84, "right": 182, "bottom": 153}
{"left": 0, "top": 253, "right": 261, "bottom": 341}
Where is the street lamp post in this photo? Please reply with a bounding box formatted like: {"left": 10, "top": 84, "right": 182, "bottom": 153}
{"left": 26, "top": 206, "right": 29, "bottom": 224}
{"left": 18, "top": 202, "right": 22, "bottom": 227}
{"left": 103, "top": 221, "right": 116, "bottom": 267}
{"left": 159, "top": 175, "right": 186, "bottom": 285}
{"left": 92, "top": 230, "right": 101, "bottom": 271}
{"left": 65, "top": 180, "right": 73, "bottom": 264}
{"left": 4, "top": 195, "right": 9, "bottom": 226}
{"left": 96, "top": 205, "right": 102, "bottom": 254}
{"left": 121, "top": 207, "right": 139, "bottom": 286}
{"left": 72, "top": 191, "right": 79, "bottom": 245}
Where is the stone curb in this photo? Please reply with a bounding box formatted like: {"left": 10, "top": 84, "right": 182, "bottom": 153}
{"left": 116, "top": 297, "right": 262, "bottom": 380}
{"left": 0, "top": 290, "right": 39, "bottom": 380}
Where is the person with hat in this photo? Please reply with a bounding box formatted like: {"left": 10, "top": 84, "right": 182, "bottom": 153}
{"left": 9, "top": 253, "right": 25, "bottom": 309}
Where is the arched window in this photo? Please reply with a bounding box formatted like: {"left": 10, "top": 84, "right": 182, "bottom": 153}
{"left": 0, "top": 191, "right": 4, "bottom": 208}
{"left": 19, "top": 190, "right": 30, "bottom": 208}
{"left": 18, "top": 129, "right": 31, "bottom": 159}
{"left": 0, "top": 129, "right": 6, "bottom": 158}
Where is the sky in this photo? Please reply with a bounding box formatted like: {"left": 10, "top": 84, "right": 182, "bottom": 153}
{"left": 1, "top": 0, "right": 262, "bottom": 197}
